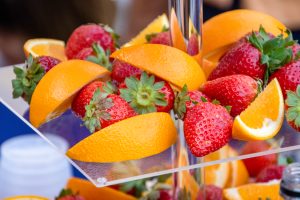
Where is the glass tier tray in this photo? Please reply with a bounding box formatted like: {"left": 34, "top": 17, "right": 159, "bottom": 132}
{"left": 1, "top": 65, "right": 300, "bottom": 187}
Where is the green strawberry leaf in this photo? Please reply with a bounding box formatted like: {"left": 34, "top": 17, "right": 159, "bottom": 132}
{"left": 174, "top": 84, "right": 190, "bottom": 119}
{"left": 285, "top": 85, "right": 300, "bottom": 129}
{"left": 86, "top": 43, "right": 112, "bottom": 71}
{"left": 120, "top": 72, "right": 167, "bottom": 114}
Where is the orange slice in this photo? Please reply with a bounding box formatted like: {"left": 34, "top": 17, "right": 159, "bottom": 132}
{"left": 226, "top": 148, "right": 249, "bottom": 188}
{"left": 177, "top": 147, "right": 200, "bottom": 200}
{"left": 29, "top": 60, "right": 110, "bottom": 127}
{"left": 4, "top": 196, "right": 48, "bottom": 200}
{"left": 67, "top": 112, "right": 177, "bottom": 162}
{"left": 203, "top": 9, "right": 286, "bottom": 57}
{"left": 223, "top": 180, "right": 283, "bottom": 200}
{"left": 123, "top": 14, "right": 169, "bottom": 47}
{"left": 202, "top": 58, "right": 218, "bottom": 78}
{"left": 170, "top": 8, "right": 187, "bottom": 52}
{"left": 66, "top": 177, "right": 136, "bottom": 200}
{"left": 24, "top": 38, "right": 67, "bottom": 61}
{"left": 204, "top": 145, "right": 230, "bottom": 188}
{"left": 233, "top": 78, "right": 284, "bottom": 141}
{"left": 111, "top": 44, "right": 206, "bottom": 90}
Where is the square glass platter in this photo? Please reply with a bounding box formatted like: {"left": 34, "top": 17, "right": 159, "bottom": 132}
{"left": 1, "top": 65, "right": 300, "bottom": 187}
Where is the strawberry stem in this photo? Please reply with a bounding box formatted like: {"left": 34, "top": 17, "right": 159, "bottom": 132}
{"left": 286, "top": 85, "right": 300, "bottom": 129}
{"left": 120, "top": 72, "right": 167, "bottom": 114}
{"left": 12, "top": 54, "right": 45, "bottom": 103}
{"left": 248, "top": 25, "right": 296, "bottom": 87}
{"left": 86, "top": 43, "right": 112, "bottom": 71}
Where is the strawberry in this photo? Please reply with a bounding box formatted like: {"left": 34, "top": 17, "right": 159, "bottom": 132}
{"left": 202, "top": 75, "right": 258, "bottom": 117}
{"left": 71, "top": 81, "right": 135, "bottom": 132}
{"left": 74, "top": 43, "right": 112, "bottom": 70}
{"left": 269, "top": 58, "right": 300, "bottom": 99}
{"left": 197, "top": 185, "right": 223, "bottom": 200}
{"left": 208, "top": 26, "right": 295, "bottom": 83}
{"left": 174, "top": 85, "right": 210, "bottom": 119}
{"left": 12, "top": 54, "right": 60, "bottom": 103}
{"left": 120, "top": 72, "right": 175, "bottom": 114}
{"left": 72, "top": 81, "right": 108, "bottom": 118}
{"left": 285, "top": 85, "right": 300, "bottom": 131}
{"left": 241, "top": 141, "right": 277, "bottom": 177}
{"left": 65, "top": 24, "right": 118, "bottom": 59}
{"left": 146, "top": 31, "right": 171, "bottom": 46}
{"left": 187, "top": 34, "right": 199, "bottom": 56}
{"left": 111, "top": 60, "right": 142, "bottom": 86}
{"left": 256, "top": 165, "right": 285, "bottom": 183}
{"left": 184, "top": 102, "right": 233, "bottom": 157}
{"left": 55, "top": 189, "right": 85, "bottom": 200}
{"left": 83, "top": 89, "right": 136, "bottom": 133}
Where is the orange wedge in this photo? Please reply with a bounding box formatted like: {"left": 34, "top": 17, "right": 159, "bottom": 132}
{"left": 233, "top": 78, "right": 284, "bottom": 141}
{"left": 202, "top": 58, "right": 218, "bottom": 78}
{"left": 203, "top": 9, "right": 286, "bottom": 57}
{"left": 66, "top": 178, "right": 136, "bottom": 200}
{"left": 123, "top": 14, "right": 169, "bottom": 47}
{"left": 223, "top": 180, "right": 283, "bottom": 200}
{"left": 170, "top": 8, "right": 187, "bottom": 52}
{"left": 226, "top": 148, "right": 249, "bottom": 188}
{"left": 4, "top": 196, "right": 48, "bottom": 200}
{"left": 24, "top": 38, "right": 67, "bottom": 61}
{"left": 30, "top": 60, "right": 110, "bottom": 127}
{"left": 67, "top": 112, "right": 177, "bottom": 162}
{"left": 177, "top": 147, "right": 200, "bottom": 200}
{"left": 111, "top": 44, "right": 206, "bottom": 90}
{"left": 204, "top": 145, "right": 230, "bottom": 188}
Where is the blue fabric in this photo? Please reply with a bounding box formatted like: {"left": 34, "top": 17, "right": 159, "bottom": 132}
{"left": 0, "top": 101, "right": 85, "bottom": 178}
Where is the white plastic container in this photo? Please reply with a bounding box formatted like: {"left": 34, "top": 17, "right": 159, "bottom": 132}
{"left": 0, "top": 134, "right": 72, "bottom": 199}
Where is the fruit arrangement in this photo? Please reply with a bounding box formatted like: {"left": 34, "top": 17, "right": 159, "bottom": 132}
{"left": 11, "top": 9, "right": 300, "bottom": 169}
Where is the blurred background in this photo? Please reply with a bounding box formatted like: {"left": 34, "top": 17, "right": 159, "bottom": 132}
{"left": 1, "top": 0, "right": 300, "bottom": 66}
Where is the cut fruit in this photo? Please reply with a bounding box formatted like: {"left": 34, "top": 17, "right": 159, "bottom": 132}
{"left": 123, "top": 14, "right": 169, "bottom": 47}
{"left": 233, "top": 78, "right": 284, "bottom": 141}
{"left": 24, "top": 38, "right": 67, "bottom": 61}
{"left": 66, "top": 177, "right": 136, "bottom": 200}
{"left": 111, "top": 44, "right": 206, "bottom": 90}
{"left": 29, "top": 60, "right": 110, "bottom": 127}
{"left": 67, "top": 112, "right": 177, "bottom": 162}
{"left": 203, "top": 44, "right": 233, "bottom": 64}
{"left": 202, "top": 58, "right": 218, "bottom": 78}
{"left": 203, "top": 9, "right": 286, "bottom": 57}
{"left": 170, "top": 8, "right": 187, "bottom": 52}
{"left": 204, "top": 145, "right": 230, "bottom": 188}
{"left": 223, "top": 180, "right": 283, "bottom": 200}
{"left": 226, "top": 147, "right": 249, "bottom": 188}
{"left": 4, "top": 196, "right": 48, "bottom": 200}
{"left": 177, "top": 147, "right": 200, "bottom": 200}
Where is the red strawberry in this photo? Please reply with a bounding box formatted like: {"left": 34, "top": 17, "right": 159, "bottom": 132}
{"left": 285, "top": 85, "right": 300, "bottom": 131}
{"left": 158, "top": 189, "right": 173, "bottom": 200}
{"left": 208, "top": 26, "right": 295, "bottom": 82}
{"left": 66, "top": 24, "right": 118, "bottom": 59}
{"left": 37, "top": 56, "right": 61, "bottom": 72}
{"left": 111, "top": 60, "right": 142, "bottom": 85}
{"left": 147, "top": 31, "right": 171, "bottom": 46}
{"left": 202, "top": 75, "right": 258, "bottom": 117}
{"left": 71, "top": 81, "right": 135, "bottom": 132}
{"left": 184, "top": 102, "right": 233, "bottom": 157}
{"left": 120, "top": 72, "right": 175, "bottom": 113}
{"left": 256, "top": 165, "right": 285, "bottom": 183}
{"left": 187, "top": 34, "right": 199, "bottom": 56}
{"left": 12, "top": 54, "right": 60, "bottom": 103}
{"left": 241, "top": 141, "right": 277, "bottom": 177}
{"left": 270, "top": 59, "right": 300, "bottom": 98}
{"left": 197, "top": 185, "right": 223, "bottom": 200}
{"left": 174, "top": 85, "right": 210, "bottom": 119}
{"left": 74, "top": 43, "right": 112, "bottom": 70}
{"left": 72, "top": 81, "right": 107, "bottom": 118}
{"left": 56, "top": 189, "right": 85, "bottom": 200}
